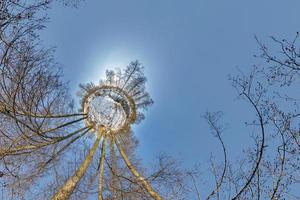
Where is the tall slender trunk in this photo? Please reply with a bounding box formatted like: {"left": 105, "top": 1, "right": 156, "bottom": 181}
{"left": 51, "top": 128, "right": 103, "bottom": 200}
{"left": 98, "top": 136, "right": 106, "bottom": 200}
{"left": 110, "top": 135, "right": 118, "bottom": 199}
{"left": 115, "top": 137, "right": 162, "bottom": 200}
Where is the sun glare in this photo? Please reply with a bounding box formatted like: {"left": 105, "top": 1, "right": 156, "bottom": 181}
{"left": 86, "top": 49, "right": 138, "bottom": 84}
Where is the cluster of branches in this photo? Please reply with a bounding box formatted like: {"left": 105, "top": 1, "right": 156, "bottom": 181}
{"left": 0, "top": 1, "right": 93, "bottom": 198}
{"left": 192, "top": 34, "right": 300, "bottom": 200}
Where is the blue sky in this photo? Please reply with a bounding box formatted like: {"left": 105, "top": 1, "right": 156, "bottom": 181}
{"left": 41, "top": 0, "right": 300, "bottom": 195}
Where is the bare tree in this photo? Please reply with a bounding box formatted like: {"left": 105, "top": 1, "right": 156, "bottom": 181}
{"left": 195, "top": 34, "right": 300, "bottom": 200}
{"left": 1, "top": 0, "right": 77, "bottom": 198}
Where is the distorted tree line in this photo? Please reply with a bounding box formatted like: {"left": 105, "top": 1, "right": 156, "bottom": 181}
{"left": 1, "top": 2, "right": 186, "bottom": 200}
{"left": 1, "top": 0, "right": 300, "bottom": 199}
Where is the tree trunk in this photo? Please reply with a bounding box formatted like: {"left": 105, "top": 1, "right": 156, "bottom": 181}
{"left": 115, "top": 137, "right": 162, "bottom": 200}
{"left": 98, "top": 136, "right": 106, "bottom": 200}
{"left": 51, "top": 128, "right": 103, "bottom": 200}
{"left": 110, "top": 135, "right": 118, "bottom": 199}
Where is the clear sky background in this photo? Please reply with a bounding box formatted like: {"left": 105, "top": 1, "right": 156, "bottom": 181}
{"left": 40, "top": 0, "right": 300, "bottom": 196}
